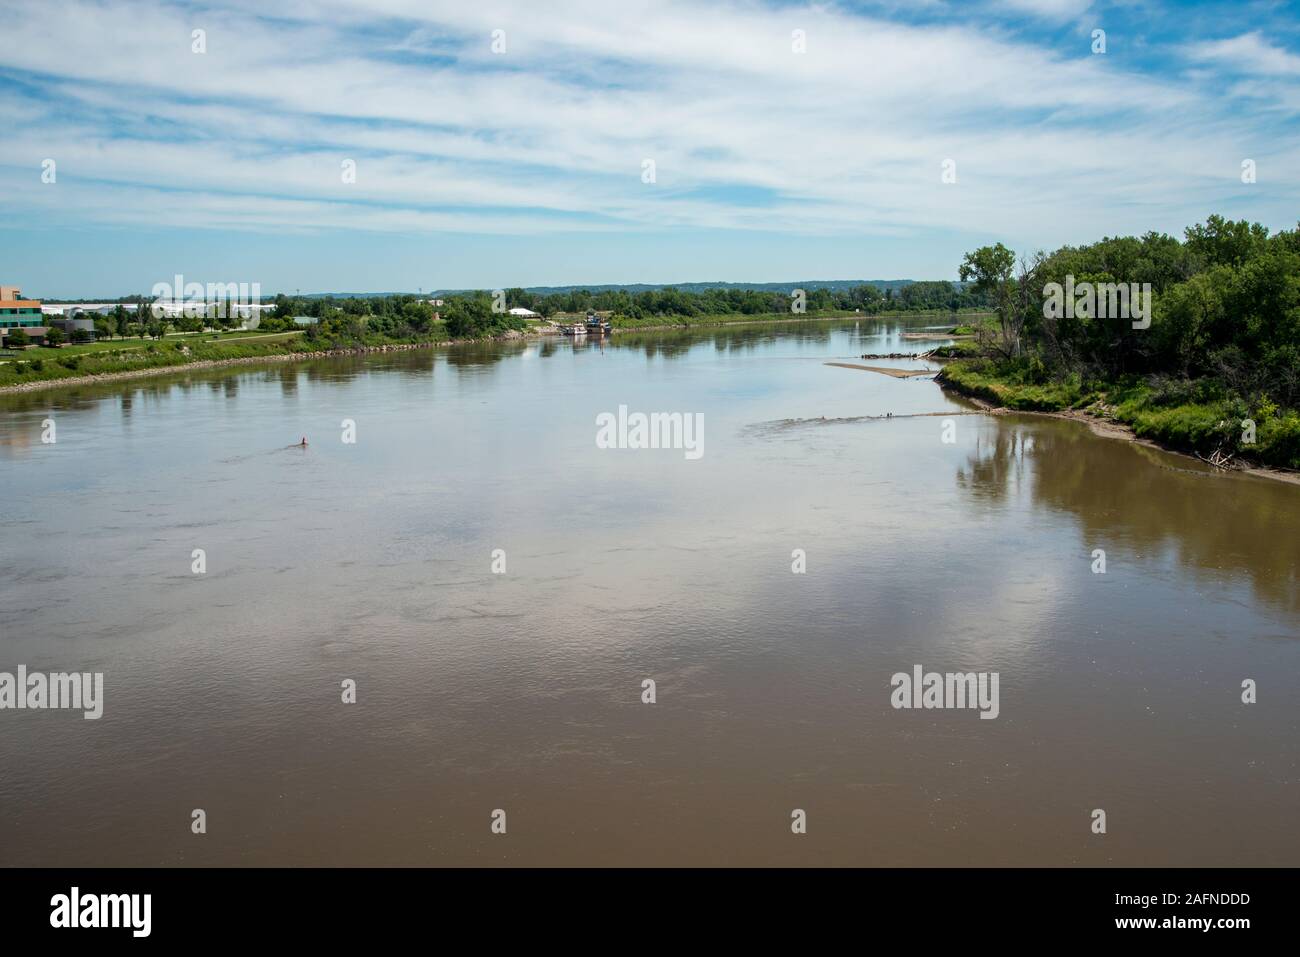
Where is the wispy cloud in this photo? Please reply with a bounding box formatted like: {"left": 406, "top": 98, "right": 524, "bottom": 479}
{"left": 0, "top": 0, "right": 1297, "bottom": 255}
{"left": 1185, "top": 31, "right": 1300, "bottom": 76}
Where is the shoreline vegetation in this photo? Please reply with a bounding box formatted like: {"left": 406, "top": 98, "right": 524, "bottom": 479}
{"left": 934, "top": 214, "right": 1300, "bottom": 478}
{"left": 936, "top": 381, "right": 1300, "bottom": 487}
{"left": 0, "top": 309, "right": 989, "bottom": 395}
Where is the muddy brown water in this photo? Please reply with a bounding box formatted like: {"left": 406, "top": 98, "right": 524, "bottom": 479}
{"left": 1, "top": 320, "right": 1296, "bottom": 866}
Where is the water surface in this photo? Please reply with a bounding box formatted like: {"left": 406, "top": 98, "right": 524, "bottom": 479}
{"left": 1, "top": 319, "right": 1297, "bottom": 866}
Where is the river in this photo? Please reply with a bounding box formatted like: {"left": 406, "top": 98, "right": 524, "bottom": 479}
{"left": 1, "top": 319, "right": 1296, "bottom": 865}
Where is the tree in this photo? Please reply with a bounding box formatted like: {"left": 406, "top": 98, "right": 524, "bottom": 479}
{"left": 6, "top": 328, "right": 30, "bottom": 348}
{"left": 960, "top": 243, "right": 1020, "bottom": 356}
{"left": 43, "top": 326, "right": 65, "bottom": 346}
{"left": 442, "top": 295, "right": 495, "bottom": 338}
{"left": 110, "top": 304, "right": 130, "bottom": 338}
{"left": 400, "top": 301, "right": 434, "bottom": 333}
{"left": 1184, "top": 215, "right": 1268, "bottom": 270}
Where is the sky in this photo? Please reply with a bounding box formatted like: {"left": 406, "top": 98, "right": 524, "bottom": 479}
{"left": 1, "top": 0, "right": 1299, "bottom": 297}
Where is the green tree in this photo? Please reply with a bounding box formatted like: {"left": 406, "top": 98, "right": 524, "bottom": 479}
{"left": 1184, "top": 215, "right": 1269, "bottom": 270}
{"left": 110, "top": 305, "right": 130, "bottom": 338}
{"left": 443, "top": 295, "right": 496, "bottom": 338}
{"left": 960, "top": 243, "right": 1020, "bottom": 356}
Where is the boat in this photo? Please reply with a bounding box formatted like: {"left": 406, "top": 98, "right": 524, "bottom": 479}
{"left": 584, "top": 311, "right": 613, "bottom": 335}
{"left": 559, "top": 323, "right": 587, "bottom": 336}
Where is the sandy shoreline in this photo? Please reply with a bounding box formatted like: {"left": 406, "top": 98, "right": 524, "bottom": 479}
{"left": 825, "top": 361, "right": 938, "bottom": 378}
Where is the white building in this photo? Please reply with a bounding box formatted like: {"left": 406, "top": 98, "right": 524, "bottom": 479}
{"left": 42, "top": 300, "right": 275, "bottom": 330}
{"left": 42, "top": 303, "right": 141, "bottom": 317}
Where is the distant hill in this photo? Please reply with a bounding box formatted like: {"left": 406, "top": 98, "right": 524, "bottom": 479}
{"left": 287, "top": 280, "right": 937, "bottom": 298}
{"left": 39, "top": 280, "right": 958, "bottom": 301}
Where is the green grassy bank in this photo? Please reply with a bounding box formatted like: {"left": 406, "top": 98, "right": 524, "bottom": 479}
{"left": 939, "top": 357, "right": 1300, "bottom": 470}
{"left": 0, "top": 328, "right": 454, "bottom": 390}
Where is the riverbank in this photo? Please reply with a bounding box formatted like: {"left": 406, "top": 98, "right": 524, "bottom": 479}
{"left": 0, "top": 340, "right": 463, "bottom": 395}
{"left": 0, "top": 312, "right": 991, "bottom": 395}
{"left": 936, "top": 362, "right": 1300, "bottom": 485}
{"left": 0, "top": 320, "right": 569, "bottom": 394}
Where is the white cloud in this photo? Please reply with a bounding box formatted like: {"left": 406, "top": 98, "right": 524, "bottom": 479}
{"left": 1186, "top": 32, "right": 1300, "bottom": 76}
{"left": 0, "top": 0, "right": 1296, "bottom": 249}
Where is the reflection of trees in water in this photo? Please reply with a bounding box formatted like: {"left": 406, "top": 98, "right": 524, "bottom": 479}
{"left": 955, "top": 426, "right": 1034, "bottom": 505}
{"left": 270, "top": 364, "right": 298, "bottom": 396}
{"left": 443, "top": 341, "right": 522, "bottom": 369}
{"left": 0, "top": 370, "right": 215, "bottom": 416}
{"left": 0, "top": 390, "right": 99, "bottom": 416}
{"left": 206, "top": 378, "right": 239, "bottom": 400}
{"left": 614, "top": 318, "right": 845, "bottom": 360}
{"left": 301, "top": 356, "right": 367, "bottom": 385}
{"left": 603, "top": 329, "right": 695, "bottom": 359}
{"left": 958, "top": 416, "right": 1300, "bottom": 616}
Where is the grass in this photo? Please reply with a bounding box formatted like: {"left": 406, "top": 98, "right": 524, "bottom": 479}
{"left": 939, "top": 359, "right": 1091, "bottom": 411}
{"left": 3, "top": 328, "right": 300, "bottom": 361}
{"left": 0, "top": 329, "right": 439, "bottom": 389}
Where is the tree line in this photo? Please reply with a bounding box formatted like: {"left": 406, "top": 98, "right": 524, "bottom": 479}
{"left": 958, "top": 214, "right": 1300, "bottom": 410}
{"left": 473, "top": 281, "right": 989, "bottom": 318}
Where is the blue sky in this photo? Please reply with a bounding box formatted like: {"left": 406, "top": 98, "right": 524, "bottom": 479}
{"left": 1, "top": 0, "right": 1298, "bottom": 297}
